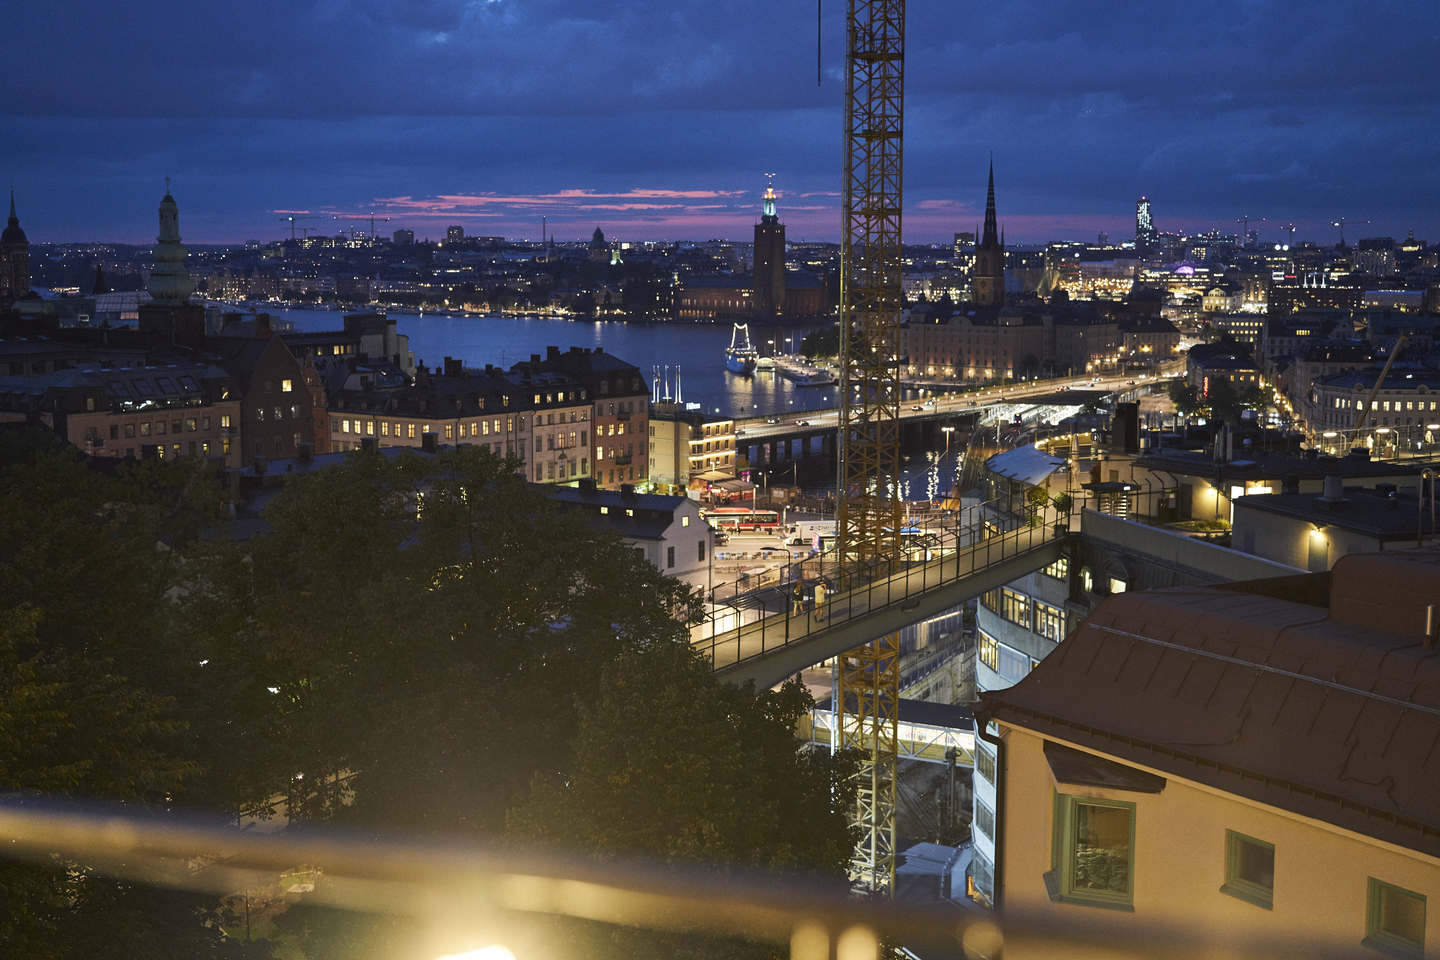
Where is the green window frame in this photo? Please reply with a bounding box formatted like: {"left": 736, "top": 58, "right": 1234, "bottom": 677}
{"left": 1047, "top": 792, "right": 1135, "bottom": 911}
{"left": 1220, "top": 830, "right": 1274, "bottom": 910}
{"left": 1365, "top": 878, "right": 1426, "bottom": 958}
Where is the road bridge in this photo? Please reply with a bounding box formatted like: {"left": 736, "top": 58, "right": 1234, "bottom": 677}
{"left": 730, "top": 371, "right": 1154, "bottom": 456}
{"left": 694, "top": 522, "right": 1064, "bottom": 689}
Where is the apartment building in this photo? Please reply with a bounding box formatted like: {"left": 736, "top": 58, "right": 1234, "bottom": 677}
{"left": 976, "top": 550, "right": 1440, "bottom": 959}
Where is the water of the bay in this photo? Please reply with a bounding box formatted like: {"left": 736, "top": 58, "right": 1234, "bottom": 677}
{"left": 261, "top": 307, "right": 964, "bottom": 499}
{"left": 267, "top": 307, "right": 835, "bottom": 420}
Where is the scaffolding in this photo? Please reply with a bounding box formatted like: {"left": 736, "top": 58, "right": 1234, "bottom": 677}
{"left": 835, "top": 0, "right": 906, "bottom": 897}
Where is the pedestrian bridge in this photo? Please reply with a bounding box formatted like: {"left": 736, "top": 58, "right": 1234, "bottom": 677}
{"left": 694, "top": 523, "right": 1064, "bottom": 689}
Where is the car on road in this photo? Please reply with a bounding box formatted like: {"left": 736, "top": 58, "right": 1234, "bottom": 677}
{"left": 910, "top": 405, "right": 924, "bottom": 411}
{"left": 793, "top": 419, "right": 810, "bottom": 426}
{"left": 1126, "top": 379, "right": 1136, "bottom": 385}
{"left": 765, "top": 416, "right": 781, "bottom": 424}
{"left": 967, "top": 399, "right": 977, "bottom": 406}
{"left": 735, "top": 428, "right": 746, "bottom": 435}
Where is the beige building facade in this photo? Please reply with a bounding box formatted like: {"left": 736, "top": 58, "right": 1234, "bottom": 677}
{"left": 978, "top": 551, "right": 1440, "bottom": 959}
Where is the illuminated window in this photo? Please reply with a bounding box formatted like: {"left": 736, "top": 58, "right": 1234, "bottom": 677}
{"left": 1000, "top": 588, "right": 1030, "bottom": 629}
{"left": 1035, "top": 602, "right": 1066, "bottom": 642}
{"left": 979, "top": 632, "right": 998, "bottom": 671}
{"left": 1050, "top": 794, "right": 1135, "bottom": 909}
{"left": 282, "top": 379, "right": 292, "bottom": 392}
{"left": 1043, "top": 557, "right": 1069, "bottom": 580}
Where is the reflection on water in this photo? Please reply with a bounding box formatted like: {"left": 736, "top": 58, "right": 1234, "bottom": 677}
{"left": 266, "top": 309, "right": 834, "bottom": 421}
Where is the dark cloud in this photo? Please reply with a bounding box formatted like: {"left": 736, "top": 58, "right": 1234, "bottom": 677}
{"left": 1, "top": 0, "right": 1435, "bottom": 244}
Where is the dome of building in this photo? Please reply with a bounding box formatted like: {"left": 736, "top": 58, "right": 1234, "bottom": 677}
{"left": 589, "top": 226, "right": 607, "bottom": 249}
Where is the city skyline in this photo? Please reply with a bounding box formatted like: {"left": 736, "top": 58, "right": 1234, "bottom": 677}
{"left": 2, "top": 1, "right": 1436, "bottom": 246}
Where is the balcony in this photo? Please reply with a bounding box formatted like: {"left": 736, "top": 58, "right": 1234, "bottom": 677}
{"left": 613, "top": 455, "right": 632, "bottom": 466}
{"left": 617, "top": 410, "right": 631, "bottom": 421}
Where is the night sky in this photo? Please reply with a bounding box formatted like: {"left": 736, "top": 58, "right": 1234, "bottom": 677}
{"left": 3, "top": 1, "right": 1436, "bottom": 247}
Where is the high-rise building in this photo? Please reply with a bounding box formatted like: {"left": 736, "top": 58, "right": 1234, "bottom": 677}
{"left": 392, "top": 229, "right": 414, "bottom": 245}
{"left": 1136, "top": 196, "right": 1156, "bottom": 252}
{"left": 0, "top": 190, "right": 30, "bottom": 302}
{"left": 972, "top": 160, "right": 1005, "bottom": 308}
{"left": 753, "top": 183, "right": 786, "bottom": 318}
{"left": 446, "top": 225, "right": 464, "bottom": 243}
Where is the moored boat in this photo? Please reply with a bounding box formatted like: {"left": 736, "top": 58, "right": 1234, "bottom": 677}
{"left": 725, "top": 323, "right": 758, "bottom": 375}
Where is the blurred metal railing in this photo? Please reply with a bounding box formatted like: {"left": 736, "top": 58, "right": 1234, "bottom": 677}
{"left": 0, "top": 798, "right": 1380, "bottom": 960}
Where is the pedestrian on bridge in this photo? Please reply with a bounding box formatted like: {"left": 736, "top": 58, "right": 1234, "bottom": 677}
{"left": 792, "top": 579, "right": 806, "bottom": 616}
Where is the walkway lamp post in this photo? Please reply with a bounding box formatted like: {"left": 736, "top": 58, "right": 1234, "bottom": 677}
{"left": 942, "top": 426, "right": 955, "bottom": 494}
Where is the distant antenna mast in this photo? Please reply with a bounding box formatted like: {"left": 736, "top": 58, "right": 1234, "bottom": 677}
{"left": 676, "top": 365, "right": 682, "bottom": 405}
{"left": 817, "top": 0, "right": 823, "bottom": 85}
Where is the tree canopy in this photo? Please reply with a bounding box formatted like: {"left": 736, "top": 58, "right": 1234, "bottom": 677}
{"left": 0, "top": 430, "right": 856, "bottom": 958}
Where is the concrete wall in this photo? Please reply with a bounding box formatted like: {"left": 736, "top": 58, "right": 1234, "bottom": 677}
{"left": 998, "top": 725, "right": 1440, "bottom": 959}
{"left": 1230, "top": 504, "right": 1393, "bottom": 571}
{"left": 1080, "top": 509, "right": 1303, "bottom": 581}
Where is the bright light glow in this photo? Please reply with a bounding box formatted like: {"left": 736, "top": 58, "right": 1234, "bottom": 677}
{"left": 437, "top": 947, "right": 515, "bottom": 960}
{"left": 1323, "top": 432, "right": 1337, "bottom": 438}
{"left": 1311, "top": 528, "right": 1325, "bottom": 538}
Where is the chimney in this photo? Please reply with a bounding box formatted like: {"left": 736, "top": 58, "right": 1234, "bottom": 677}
{"left": 421, "top": 432, "right": 438, "bottom": 454}
{"left": 296, "top": 442, "right": 314, "bottom": 464}
{"left": 254, "top": 455, "right": 267, "bottom": 475}
{"left": 1316, "top": 456, "right": 1346, "bottom": 506}
{"left": 531, "top": 354, "right": 541, "bottom": 364}
{"left": 547, "top": 345, "right": 560, "bottom": 360}
{"left": 360, "top": 437, "right": 377, "bottom": 453}
{"left": 620, "top": 483, "right": 636, "bottom": 500}
{"left": 141, "top": 443, "right": 159, "bottom": 461}
{"left": 256, "top": 313, "right": 273, "bottom": 337}
{"left": 578, "top": 477, "right": 598, "bottom": 495}
{"left": 1281, "top": 473, "right": 1300, "bottom": 495}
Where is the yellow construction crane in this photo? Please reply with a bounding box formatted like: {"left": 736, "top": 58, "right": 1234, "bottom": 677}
{"left": 835, "top": 0, "right": 906, "bottom": 897}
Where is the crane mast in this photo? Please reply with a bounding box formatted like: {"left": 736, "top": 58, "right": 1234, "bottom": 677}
{"left": 835, "top": 0, "right": 905, "bottom": 897}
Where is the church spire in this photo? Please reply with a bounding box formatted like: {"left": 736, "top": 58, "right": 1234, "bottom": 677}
{"left": 982, "top": 156, "right": 998, "bottom": 246}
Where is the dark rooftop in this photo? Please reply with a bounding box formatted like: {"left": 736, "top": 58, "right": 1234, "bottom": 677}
{"left": 1234, "top": 487, "right": 1439, "bottom": 540}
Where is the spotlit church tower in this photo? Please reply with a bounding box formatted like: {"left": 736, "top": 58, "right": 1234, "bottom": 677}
{"left": 971, "top": 160, "right": 1005, "bottom": 308}
{"left": 0, "top": 190, "right": 30, "bottom": 303}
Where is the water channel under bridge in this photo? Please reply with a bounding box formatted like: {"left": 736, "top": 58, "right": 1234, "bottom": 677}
{"left": 693, "top": 520, "right": 1065, "bottom": 690}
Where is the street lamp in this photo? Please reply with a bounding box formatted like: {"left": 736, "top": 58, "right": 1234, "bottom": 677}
{"left": 941, "top": 426, "right": 955, "bottom": 495}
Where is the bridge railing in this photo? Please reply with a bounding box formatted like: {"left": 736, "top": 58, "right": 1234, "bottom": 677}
{"left": 694, "top": 504, "right": 1061, "bottom": 671}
